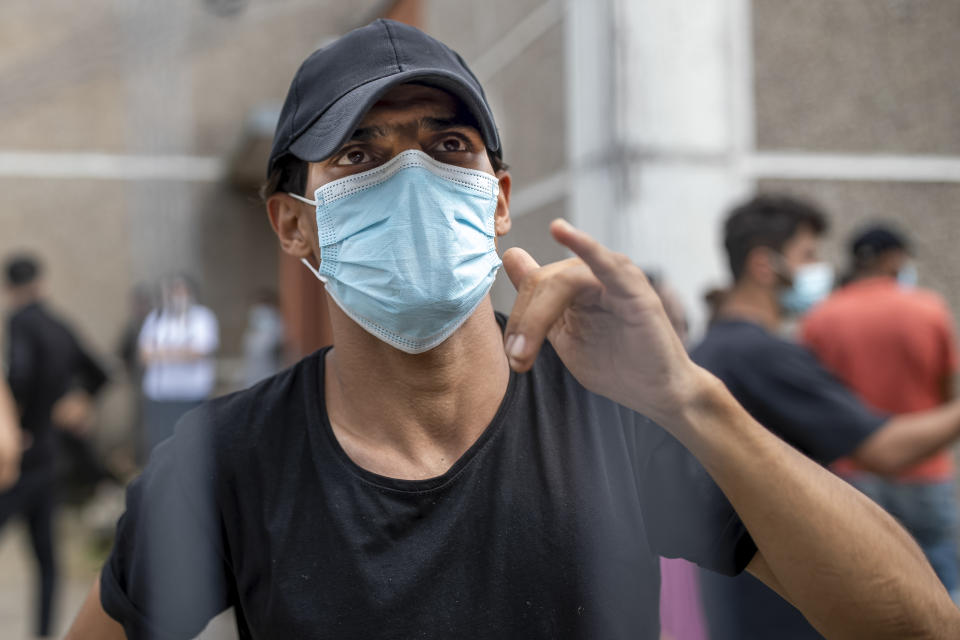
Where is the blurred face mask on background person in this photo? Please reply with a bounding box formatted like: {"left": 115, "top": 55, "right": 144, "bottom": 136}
{"left": 768, "top": 251, "right": 834, "bottom": 314}
{"left": 290, "top": 149, "right": 502, "bottom": 354}
{"left": 897, "top": 262, "right": 919, "bottom": 289}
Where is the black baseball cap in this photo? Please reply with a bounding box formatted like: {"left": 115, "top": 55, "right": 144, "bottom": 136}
{"left": 850, "top": 225, "right": 910, "bottom": 261}
{"left": 267, "top": 19, "right": 501, "bottom": 177}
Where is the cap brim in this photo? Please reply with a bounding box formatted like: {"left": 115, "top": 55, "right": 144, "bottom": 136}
{"left": 287, "top": 69, "right": 500, "bottom": 164}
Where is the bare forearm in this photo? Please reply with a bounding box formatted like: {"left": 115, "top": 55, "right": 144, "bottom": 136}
{"left": 65, "top": 576, "right": 126, "bottom": 640}
{"left": 854, "top": 400, "right": 960, "bottom": 474}
{"left": 0, "top": 379, "right": 21, "bottom": 491}
{"left": 0, "top": 379, "right": 18, "bottom": 441}
{"left": 660, "top": 370, "right": 959, "bottom": 639}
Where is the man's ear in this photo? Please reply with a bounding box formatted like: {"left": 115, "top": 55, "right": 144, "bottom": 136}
{"left": 494, "top": 169, "right": 512, "bottom": 237}
{"left": 266, "top": 194, "right": 316, "bottom": 260}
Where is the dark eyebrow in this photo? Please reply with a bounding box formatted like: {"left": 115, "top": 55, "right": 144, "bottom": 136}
{"left": 421, "top": 117, "right": 477, "bottom": 133}
{"left": 348, "top": 125, "right": 387, "bottom": 142}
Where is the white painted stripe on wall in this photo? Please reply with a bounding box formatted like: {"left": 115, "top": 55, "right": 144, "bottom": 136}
{"left": 510, "top": 170, "right": 568, "bottom": 217}
{"left": 728, "top": 0, "right": 756, "bottom": 158}
{"left": 744, "top": 152, "right": 960, "bottom": 184}
{"left": 0, "top": 151, "right": 226, "bottom": 181}
{"left": 4, "top": 149, "right": 960, "bottom": 186}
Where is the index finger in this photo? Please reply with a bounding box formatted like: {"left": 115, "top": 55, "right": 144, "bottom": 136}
{"left": 549, "top": 219, "right": 644, "bottom": 296}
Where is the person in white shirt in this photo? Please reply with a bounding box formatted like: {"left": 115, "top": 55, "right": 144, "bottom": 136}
{"left": 138, "top": 275, "right": 218, "bottom": 453}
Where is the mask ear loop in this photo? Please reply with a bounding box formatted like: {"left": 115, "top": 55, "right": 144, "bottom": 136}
{"left": 287, "top": 192, "right": 317, "bottom": 206}
{"left": 300, "top": 258, "right": 328, "bottom": 284}
{"left": 286, "top": 192, "right": 327, "bottom": 283}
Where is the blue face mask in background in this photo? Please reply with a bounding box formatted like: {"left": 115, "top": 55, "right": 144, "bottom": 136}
{"left": 897, "top": 262, "right": 919, "bottom": 289}
{"left": 779, "top": 261, "right": 835, "bottom": 314}
{"left": 290, "top": 149, "right": 502, "bottom": 354}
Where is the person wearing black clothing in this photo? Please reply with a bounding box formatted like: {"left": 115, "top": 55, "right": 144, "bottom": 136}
{"left": 693, "top": 195, "right": 960, "bottom": 640}
{"left": 97, "top": 317, "right": 754, "bottom": 639}
{"left": 3, "top": 254, "right": 109, "bottom": 637}
{"left": 67, "top": 22, "right": 959, "bottom": 640}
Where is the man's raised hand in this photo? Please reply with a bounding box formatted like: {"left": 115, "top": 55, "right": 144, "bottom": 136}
{"left": 502, "top": 219, "right": 705, "bottom": 425}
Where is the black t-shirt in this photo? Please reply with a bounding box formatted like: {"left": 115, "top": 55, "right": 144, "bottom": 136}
{"left": 691, "top": 319, "right": 887, "bottom": 640}
{"left": 102, "top": 320, "right": 755, "bottom": 639}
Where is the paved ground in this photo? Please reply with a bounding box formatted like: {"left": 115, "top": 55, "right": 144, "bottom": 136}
{"left": 0, "top": 507, "right": 236, "bottom": 639}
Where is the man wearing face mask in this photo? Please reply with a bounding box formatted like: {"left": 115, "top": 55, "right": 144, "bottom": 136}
{"left": 694, "top": 196, "right": 960, "bottom": 639}
{"left": 803, "top": 225, "right": 960, "bottom": 603}
{"left": 67, "top": 22, "right": 960, "bottom": 640}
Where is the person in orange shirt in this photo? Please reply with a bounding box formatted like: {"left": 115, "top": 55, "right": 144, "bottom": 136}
{"left": 802, "top": 225, "right": 959, "bottom": 601}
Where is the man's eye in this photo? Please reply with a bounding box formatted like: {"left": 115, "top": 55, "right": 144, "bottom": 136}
{"left": 437, "top": 137, "right": 466, "bottom": 152}
{"left": 336, "top": 150, "right": 370, "bottom": 166}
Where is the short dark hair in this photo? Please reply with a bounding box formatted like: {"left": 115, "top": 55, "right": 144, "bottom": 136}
{"left": 5, "top": 254, "right": 41, "bottom": 287}
{"left": 723, "top": 194, "right": 829, "bottom": 281}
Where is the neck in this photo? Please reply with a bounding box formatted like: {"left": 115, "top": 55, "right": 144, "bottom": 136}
{"left": 324, "top": 297, "right": 511, "bottom": 479}
{"left": 853, "top": 269, "right": 895, "bottom": 282}
{"left": 718, "top": 281, "right": 782, "bottom": 331}
{"left": 8, "top": 288, "right": 39, "bottom": 310}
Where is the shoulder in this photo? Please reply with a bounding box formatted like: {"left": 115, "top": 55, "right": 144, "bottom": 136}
{"left": 11, "top": 304, "right": 72, "bottom": 338}
{"left": 802, "top": 293, "right": 843, "bottom": 331}
{"left": 695, "top": 322, "right": 820, "bottom": 392}
{"left": 191, "top": 305, "right": 218, "bottom": 324}
{"left": 8, "top": 306, "right": 31, "bottom": 330}
{"left": 171, "top": 352, "right": 322, "bottom": 470}
{"left": 907, "top": 288, "right": 954, "bottom": 318}
{"left": 139, "top": 310, "right": 160, "bottom": 330}
{"left": 693, "top": 321, "right": 788, "bottom": 366}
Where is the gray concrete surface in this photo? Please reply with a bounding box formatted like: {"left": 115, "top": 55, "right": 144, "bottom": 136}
{"left": 0, "top": 511, "right": 237, "bottom": 639}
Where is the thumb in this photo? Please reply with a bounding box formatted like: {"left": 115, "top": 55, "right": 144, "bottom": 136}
{"left": 502, "top": 247, "right": 541, "bottom": 291}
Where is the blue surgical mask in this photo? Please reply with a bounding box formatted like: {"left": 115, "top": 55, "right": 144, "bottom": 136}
{"left": 779, "top": 262, "right": 834, "bottom": 314}
{"left": 897, "top": 263, "right": 918, "bottom": 289}
{"left": 290, "top": 149, "right": 501, "bottom": 354}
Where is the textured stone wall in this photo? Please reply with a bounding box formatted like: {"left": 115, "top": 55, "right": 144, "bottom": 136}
{"left": 754, "top": 0, "right": 960, "bottom": 155}
{"left": 753, "top": 0, "right": 960, "bottom": 326}
{"left": 0, "top": 0, "right": 381, "bottom": 435}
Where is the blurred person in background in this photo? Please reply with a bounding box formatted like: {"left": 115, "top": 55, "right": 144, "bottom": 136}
{"left": 702, "top": 286, "right": 729, "bottom": 326}
{"left": 693, "top": 195, "right": 960, "bottom": 639}
{"left": 67, "top": 22, "right": 960, "bottom": 640}
{"left": 240, "top": 288, "right": 285, "bottom": 387}
{"left": 116, "top": 284, "right": 154, "bottom": 464}
{"left": 802, "top": 225, "right": 960, "bottom": 602}
{"left": 2, "top": 254, "right": 109, "bottom": 637}
{"left": 647, "top": 272, "right": 708, "bottom": 640}
{"left": 137, "top": 275, "right": 218, "bottom": 455}
{"left": 645, "top": 271, "right": 689, "bottom": 345}
{"left": 0, "top": 378, "right": 22, "bottom": 492}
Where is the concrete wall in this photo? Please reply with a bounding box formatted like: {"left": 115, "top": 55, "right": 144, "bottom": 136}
{"left": 0, "top": 0, "right": 382, "bottom": 436}
{"left": 753, "top": 0, "right": 960, "bottom": 155}
{"left": 752, "top": 0, "right": 960, "bottom": 325}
